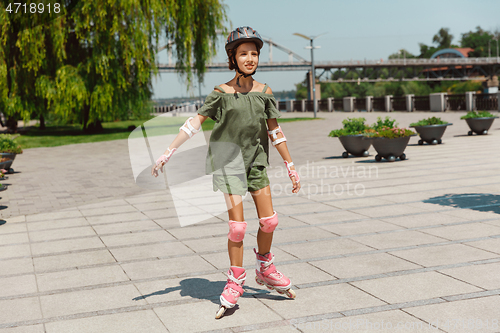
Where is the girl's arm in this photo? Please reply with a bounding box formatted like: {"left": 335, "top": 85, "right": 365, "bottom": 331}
{"left": 151, "top": 114, "right": 209, "bottom": 177}
{"left": 266, "top": 118, "right": 301, "bottom": 193}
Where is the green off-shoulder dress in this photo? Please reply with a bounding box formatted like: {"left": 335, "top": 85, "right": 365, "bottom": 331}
{"left": 197, "top": 84, "right": 281, "bottom": 195}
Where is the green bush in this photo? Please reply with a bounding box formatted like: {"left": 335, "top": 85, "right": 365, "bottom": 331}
{"left": 0, "top": 134, "right": 23, "bottom": 154}
{"left": 410, "top": 117, "right": 448, "bottom": 127}
{"left": 328, "top": 117, "right": 370, "bottom": 137}
{"left": 371, "top": 116, "right": 397, "bottom": 131}
{"left": 460, "top": 111, "right": 497, "bottom": 119}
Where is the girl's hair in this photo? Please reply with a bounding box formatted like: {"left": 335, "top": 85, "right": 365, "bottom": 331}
{"left": 227, "top": 42, "right": 261, "bottom": 70}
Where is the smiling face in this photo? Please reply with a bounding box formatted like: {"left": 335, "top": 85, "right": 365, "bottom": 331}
{"left": 234, "top": 42, "right": 259, "bottom": 74}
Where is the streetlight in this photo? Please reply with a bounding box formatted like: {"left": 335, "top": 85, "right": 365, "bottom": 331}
{"left": 293, "top": 32, "right": 326, "bottom": 118}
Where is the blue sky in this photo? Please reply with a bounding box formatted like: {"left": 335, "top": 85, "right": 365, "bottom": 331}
{"left": 152, "top": 0, "right": 500, "bottom": 99}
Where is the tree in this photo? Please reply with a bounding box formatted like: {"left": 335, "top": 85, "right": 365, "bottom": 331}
{"left": 0, "top": 0, "right": 227, "bottom": 133}
{"left": 433, "top": 28, "right": 453, "bottom": 48}
{"left": 460, "top": 26, "right": 495, "bottom": 57}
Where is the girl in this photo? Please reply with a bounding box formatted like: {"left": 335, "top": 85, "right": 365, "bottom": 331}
{"left": 151, "top": 26, "right": 301, "bottom": 319}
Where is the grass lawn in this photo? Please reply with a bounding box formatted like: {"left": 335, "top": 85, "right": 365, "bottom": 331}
{"left": 14, "top": 117, "right": 322, "bottom": 149}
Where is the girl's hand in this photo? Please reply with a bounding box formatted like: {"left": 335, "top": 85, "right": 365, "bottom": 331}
{"left": 151, "top": 148, "right": 176, "bottom": 177}
{"left": 284, "top": 161, "right": 300, "bottom": 193}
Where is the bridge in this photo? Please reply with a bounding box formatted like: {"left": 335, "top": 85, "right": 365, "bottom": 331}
{"left": 157, "top": 37, "right": 500, "bottom": 82}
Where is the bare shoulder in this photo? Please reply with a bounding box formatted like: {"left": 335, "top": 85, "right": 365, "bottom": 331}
{"left": 253, "top": 81, "right": 272, "bottom": 94}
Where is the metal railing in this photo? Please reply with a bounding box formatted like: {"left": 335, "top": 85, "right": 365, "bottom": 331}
{"left": 355, "top": 98, "right": 366, "bottom": 111}
{"left": 475, "top": 93, "right": 498, "bottom": 110}
{"left": 413, "top": 95, "right": 430, "bottom": 111}
{"left": 372, "top": 97, "right": 385, "bottom": 111}
{"left": 446, "top": 94, "right": 466, "bottom": 111}
{"left": 391, "top": 96, "right": 406, "bottom": 111}
{"left": 333, "top": 99, "right": 343, "bottom": 111}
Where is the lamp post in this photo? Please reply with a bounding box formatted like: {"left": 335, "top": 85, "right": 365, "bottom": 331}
{"left": 293, "top": 32, "right": 325, "bottom": 118}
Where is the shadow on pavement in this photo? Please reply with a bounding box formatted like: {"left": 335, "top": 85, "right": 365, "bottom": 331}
{"left": 0, "top": 220, "right": 6, "bottom": 225}
{"left": 423, "top": 193, "right": 500, "bottom": 214}
{"left": 131, "top": 277, "right": 271, "bottom": 306}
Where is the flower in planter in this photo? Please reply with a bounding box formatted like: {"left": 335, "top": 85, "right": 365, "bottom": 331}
{"left": 409, "top": 117, "right": 449, "bottom": 127}
{"left": 328, "top": 117, "right": 370, "bottom": 137}
{"left": 409, "top": 117, "right": 452, "bottom": 145}
{"left": 0, "top": 134, "right": 23, "bottom": 154}
{"left": 328, "top": 118, "right": 373, "bottom": 158}
{"left": 461, "top": 111, "right": 498, "bottom": 135}
{"left": 460, "top": 111, "right": 497, "bottom": 120}
{"left": 363, "top": 117, "right": 415, "bottom": 139}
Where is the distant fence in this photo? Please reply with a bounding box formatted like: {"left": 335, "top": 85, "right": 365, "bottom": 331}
{"left": 154, "top": 92, "right": 499, "bottom": 113}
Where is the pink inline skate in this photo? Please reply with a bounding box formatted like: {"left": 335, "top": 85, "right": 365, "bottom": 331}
{"left": 215, "top": 266, "right": 246, "bottom": 319}
{"left": 254, "top": 248, "right": 296, "bottom": 298}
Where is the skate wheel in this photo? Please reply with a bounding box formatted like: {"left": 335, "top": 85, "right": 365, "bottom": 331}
{"left": 215, "top": 306, "right": 226, "bottom": 319}
{"left": 342, "top": 152, "right": 348, "bottom": 158}
{"left": 276, "top": 290, "right": 284, "bottom": 294}
{"left": 255, "top": 277, "right": 264, "bottom": 286}
{"left": 286, "top": 289, "right": 296, "bottom": 299}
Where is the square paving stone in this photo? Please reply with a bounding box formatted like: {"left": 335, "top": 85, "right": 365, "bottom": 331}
{"left": 419, "top": 223, "right": 500, "bottom": 241}
{"left": 405, "top": 295, "right": 500, "bottom": 333}
{"left": 120, "top": 255, "right": 217, "bottom": 280}
{"left": 85, "top": 212, "right": 149, "bottom": 224}
{"left": 40, "top": 284, "right": 147, "bottom": 318}
{"left": 351, "top": 205, "right": 429, "bottom": 219}
{"left": 259, "top": 226, "right": 334, "bottom": 243}
{"left": 181, "top": 234, "right": 256, "bottom": 253}
{"left": 353, "top": 230, "right": 446, "bottom": 250}
{"left": 26, "top": 217, "right": 89, "bottom": 231}
{"left": 0, "top": 297, "right": 42, "bottom": 325}
{"left": 100, "top": 230, "right": 175, "bottom": 247}
{"left": 166, "top": 223, "right": 229, "bottom": 240}
{"left": 0, "top": 274, "right": 38, "bottom": 297}
{"left": 0, "top": 257, "right": 34, "bottom": 276}
{"left": 45, "top": 309, "right": 169, "bottom": 333}
{"left": 92, "top": 220, "right": 162, "bottom": 234}
{"left": 0, "top": 244, "right": 31, "bottom": 260}
{"left": 250, "top": 326, "right": 300, "bottom": 333}
{"left": 389, "top": 244, "right": 498, "bottom": 267}
{"left": 296, "top": 309, "right": 436, "bottom": 332}
{"left": 380, "top": 213, "right": 467, "bottom": 228}
{"left": 109, "top": 241, "right": 194, "bottom": 262}
{"left": 33, "top": 249, "right": 116, "bottom": 272}
{"left": 321, "top": 197, "right": 395, "bottom": 210}
{"left": 293, "top": 211, "right": 366, "bottom": 225}
{"left": 30, "top": 237, "right": 105, "bottom": 256}
{"left": 0, "top": 222, "right": 27, "bottom": 234}
{"left": 440, "top": 208, "right": 499, "bottom": 221}
{"left": 26, "top": 210, "right": 82, "bottom": 222}
{"left": 258, "top": 283, "right": 385, "bottom": 320}
{"left": 312, "top": 253, "right": 421, "bottom": 279}
{"left": 467, "top": 238, "right": 500, "bottom": 254}
{"left": 154, "top": 297, "right": 282, "bottom": 333}
{"left": 351, "top": 271, "right": 481, "bottom": 304}
{"left": 0, "top": 325, "right": 45, "bottom": 333}
{"left": 28, "top": 226, "right": 97, "bottom": 242}
{"left": 79, "top": 205, "right": 138, "bottom": 217}
{"left": 277, "top": 238, "right": 372, "bottom": 260}
{"left": 274, "top": 203, "right": 336, "bottom": 215}
{"left": 37, "top": 265, "right": 130, "bottom": 292}
{"left": 319, "top": 220, "right": 401, "bottom": 236}
{"left": 439, "top": 262, "right": 500, "bottom": 290}
{"left": 0, "top": 232, "right": 29, "bottom": 245}
{"left": 273, "top": 262, "right": 334, "bottom": 285}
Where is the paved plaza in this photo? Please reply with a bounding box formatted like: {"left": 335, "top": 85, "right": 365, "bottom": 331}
{"left": 0, "top": 111, "right": 499, "bottom": 332}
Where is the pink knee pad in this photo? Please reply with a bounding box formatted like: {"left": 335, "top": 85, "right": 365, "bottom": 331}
{"left": 259, "top": 211, "right": 278, "bottom": 233}
{"left": 228, "top": 220, "right": 247, "bottom": 242}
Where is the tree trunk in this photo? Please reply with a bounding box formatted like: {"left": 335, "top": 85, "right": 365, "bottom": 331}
{"left": 39, "top": 114, "right": 45, "bottom": 130}
{"left": 6, "top": 116, "right": 18, "bottom": 133}
{"left": 82, "top": 104, "right": 103, "bottom": 133}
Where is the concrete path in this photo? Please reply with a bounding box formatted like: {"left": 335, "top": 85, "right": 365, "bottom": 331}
{"left": 1, "top": 111, "right": 500, "bottom": 332}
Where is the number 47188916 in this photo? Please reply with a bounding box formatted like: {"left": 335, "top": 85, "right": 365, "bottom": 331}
{"left": 5, "top": 3, "right": 61, "bottom": 14}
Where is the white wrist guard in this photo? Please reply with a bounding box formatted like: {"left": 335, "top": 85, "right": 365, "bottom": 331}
{"left": 180, "top": 117, "right": 201, "bottom": 138}
{"left": 268, "top": 126, "right": 287, "bottom": 146}
{"left": 284, "top": 161, "right": 300, "bottom": 183}
{"left": 155, "top": 148, "right": 177, "bottom": 167}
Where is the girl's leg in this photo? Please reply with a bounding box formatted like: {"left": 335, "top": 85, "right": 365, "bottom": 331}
{"left": 250, "top": 185, "right": 274, "bottom": 255}
{"left": 224, "top": 193, "right": 244, "bottom": 267}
